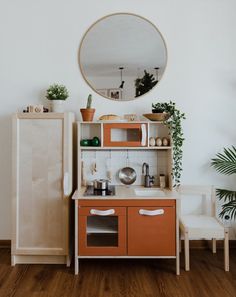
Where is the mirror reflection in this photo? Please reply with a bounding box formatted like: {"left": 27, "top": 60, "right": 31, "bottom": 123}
{"left": 79, "top": 13, "right": 167, "bottom": 101}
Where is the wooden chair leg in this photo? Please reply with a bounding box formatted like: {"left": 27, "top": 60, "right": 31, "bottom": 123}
{"left": 184, "top": 231, "right": 190, "bottom": 271}
{"left": 212, "top": 238, "right": 216, "bottom": 254}
{"left": 224, "top": 230, "right": 229, "bottom": 272}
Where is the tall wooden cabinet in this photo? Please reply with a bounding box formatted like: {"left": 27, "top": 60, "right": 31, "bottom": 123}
{"left": 12, "top": 113, "right": 75, "bottom": 265}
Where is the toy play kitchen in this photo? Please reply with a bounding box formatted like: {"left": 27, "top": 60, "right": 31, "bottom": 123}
{"left": 73, "top": 120, "right": 180, "bottom": 275}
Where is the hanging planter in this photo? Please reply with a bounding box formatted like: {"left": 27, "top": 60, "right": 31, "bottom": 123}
{"left": 151, "top": 101, "right": 186, "bottom": 186}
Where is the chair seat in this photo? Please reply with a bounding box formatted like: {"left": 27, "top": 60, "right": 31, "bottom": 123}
{"left": 180, "top": 215, "right": 225, "bottom": 239}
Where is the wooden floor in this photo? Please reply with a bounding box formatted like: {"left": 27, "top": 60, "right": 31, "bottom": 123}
{"left": 0, "top": 249, "right": 236, "bottom": 297}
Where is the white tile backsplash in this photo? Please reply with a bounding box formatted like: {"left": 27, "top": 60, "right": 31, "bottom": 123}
{"left": 81, "top": 150, "right": 169, "bottom": 186}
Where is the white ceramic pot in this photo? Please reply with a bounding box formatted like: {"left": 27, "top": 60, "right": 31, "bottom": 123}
{"left": 51, "top": 100, "right": 64, "bottom": 112}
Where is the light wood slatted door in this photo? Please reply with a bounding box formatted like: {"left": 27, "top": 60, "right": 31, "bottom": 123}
{"left": 14, "top": 118, "right": 66, "bottom": 255}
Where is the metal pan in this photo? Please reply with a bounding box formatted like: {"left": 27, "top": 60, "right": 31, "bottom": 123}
{"left": 93, "top": 179, "right": 110, "bottom": 190}
{"left": 118, "top": 167, "right": 137, "bottom": 185}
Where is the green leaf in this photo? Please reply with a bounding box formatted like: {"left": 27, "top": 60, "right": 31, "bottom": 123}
{"left": 211, "top": 146, "right": 236, "bottom": 175}
{"left": 216, "top": 189, "right": 236, "bottom": 202}
{"left": 219, "top": 200, "right": 236, "bottom": 220}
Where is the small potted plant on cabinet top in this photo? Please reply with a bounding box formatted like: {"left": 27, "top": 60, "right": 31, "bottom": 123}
{"left": 46, "top": 84, "right": 69, "bottom": 112}
{"left": 151, "top": 102, "right": 170, "bottom": 121}
{"left": 80, "top": 94, "right": 95, "bottom": 121}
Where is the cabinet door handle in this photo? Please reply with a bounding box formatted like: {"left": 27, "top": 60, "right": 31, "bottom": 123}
{"left": 141, "top": 124, "right": 146, "bottom": 146}
{"left": 90, "top": 209, "right": 115, "bottom": 216}
{"left": 139, "top": 209, "right": 164, "bottom": 216}
{"left": 63, "top": 172, "right": 70, "bottom": 196}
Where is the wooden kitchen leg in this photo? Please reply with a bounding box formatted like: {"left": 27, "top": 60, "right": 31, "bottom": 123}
{"left": 75, "top": 258, "right": 79, "bottom": 275}
{"left": 184, "top": 230, "right": 190, "bottom": 271}
{"left": 75, "top": 200, "right": 79, "bottom": 275}
{"left": 224, "top": 229, "right": 229, "bottom": 272}
{"left": 11, "top": 255, "right": 16, "bottom": 266}
{"left": 212, "top": 238, "right": 216, "bottom": 254}
{"left": 176, "top": 204, "right": 180, "bottom": 275}
{"left": 176, "top": 253, "right": 180, "bottom": 275}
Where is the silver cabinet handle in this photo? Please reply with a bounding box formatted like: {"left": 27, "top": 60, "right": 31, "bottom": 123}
{"left": 90, "top": 209, "right": 115, "bottom": 216}
{"left": 139, "top": 209, "right": 164, "bottom": 216}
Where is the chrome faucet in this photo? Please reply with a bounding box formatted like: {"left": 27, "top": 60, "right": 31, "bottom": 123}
{"left": 142, "top": 162, "right": 154, "bottom": 188}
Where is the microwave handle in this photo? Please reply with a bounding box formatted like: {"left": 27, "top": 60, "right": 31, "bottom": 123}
{"left": 141, "top": 124, "right": 146, "bottom": 146}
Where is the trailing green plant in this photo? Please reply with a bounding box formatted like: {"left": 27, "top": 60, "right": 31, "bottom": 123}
{"left": 152, "top": 102, "right": 172, "bottom": 113}
{"left": 152, "top": 101, "right": 186, "bottom": 186}
{"left": 46, "top": 84, "right": 69, "bottom": 100}
{"left": 211, "top": 146, "right": 236, "bottom": 220}
{"left": 86, "top": 94, "right": 92, "bottom": 108}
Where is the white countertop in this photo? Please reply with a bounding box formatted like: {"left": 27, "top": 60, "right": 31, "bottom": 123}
{"left": 72, "top": 186, "right": 180, "bottom": 200}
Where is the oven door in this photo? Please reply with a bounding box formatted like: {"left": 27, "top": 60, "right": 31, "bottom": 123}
{"left": 103, "top": 123, "right": 147, "bottom": 147}
{"left": 78, "top": 206, "right": 127, "bottom": 256}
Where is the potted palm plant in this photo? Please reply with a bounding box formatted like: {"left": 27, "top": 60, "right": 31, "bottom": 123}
{"left": 46, "top": 84, "right": 69, "bottom": 112}
{"left": 211, "top": 146, "right": 236, "bottom": 220}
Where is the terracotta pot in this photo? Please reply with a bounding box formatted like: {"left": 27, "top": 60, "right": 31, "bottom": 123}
{"left": 80, "top": 108, "right": 95, "bottom": 121}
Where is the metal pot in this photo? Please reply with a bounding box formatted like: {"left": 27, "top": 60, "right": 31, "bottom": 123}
{"left": 118, "top": 167, "right": 137, "bottom": 185}
{"left": 93, "top": 179, "right": 110, "bottom": 190}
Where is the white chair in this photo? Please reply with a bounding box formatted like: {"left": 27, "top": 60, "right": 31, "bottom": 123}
{"left": 178, "top": 185, "right": 229, "bottom": 271}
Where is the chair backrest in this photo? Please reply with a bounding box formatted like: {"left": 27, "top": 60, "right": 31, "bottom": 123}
{"left": 177, "top": 185, "right": 215, "bottom": 217}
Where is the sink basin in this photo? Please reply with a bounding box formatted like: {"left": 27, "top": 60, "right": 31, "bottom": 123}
{"left": 134, "top": 188, "right": 165, "bottom": 197}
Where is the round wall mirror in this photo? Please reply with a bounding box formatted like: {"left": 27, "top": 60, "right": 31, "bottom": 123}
{"left": 79, "top": 13, "right": 167, "bottom": 101}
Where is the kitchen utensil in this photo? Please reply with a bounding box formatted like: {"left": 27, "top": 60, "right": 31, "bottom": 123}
{"left": 91, "top": 162, "right": 97, "bottom": 175}
{"left": 93, "top": 179, "right": 110, "bottom": 190}
{"left": 106, "top": 150, "right": 112, "bottom": 180}
{"left": 119, "top": 167, "right": 137, "bottom": 185}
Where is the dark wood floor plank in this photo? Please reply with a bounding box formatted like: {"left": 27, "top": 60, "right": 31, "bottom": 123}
{"left": 0, "top": 249, "right": 235, "bottom": 297}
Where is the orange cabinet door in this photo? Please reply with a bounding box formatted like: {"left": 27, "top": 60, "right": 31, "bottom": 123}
{"left": 103, "top": 123, "right": 147, "bottom": 147}
{"left": 128, "top": 206, "right": 176, "bottom": 256}
{"left": 78, "top": 207, "right": 126, "bottom": 256}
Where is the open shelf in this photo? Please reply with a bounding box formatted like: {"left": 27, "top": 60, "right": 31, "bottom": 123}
{"left": 86, "top": 216, "right": 119, "bottom": 247}
{"left": 148, "top": 122, "right": 171, "bottom": 148}
{"left": 77, "top": 120, "right": 173, "bottom": 190}
{"left": 87, "top": 234, "right": 118, "bottom": 247}
{"left": 80, "top": 146, "right": 172, "bottom": 150}
{"left": 79, "top": 123, "right": 102, "bottom": 145}
{"left": 87, "top": 216, "right": 118, "bottom": 234}
{"left": 87, "top": 226, "right": 118, "bottom": 234}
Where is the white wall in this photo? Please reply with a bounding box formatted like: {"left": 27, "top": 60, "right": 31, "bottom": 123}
{"left": 0, "top": 0, "right": 236, "bottom": 239}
